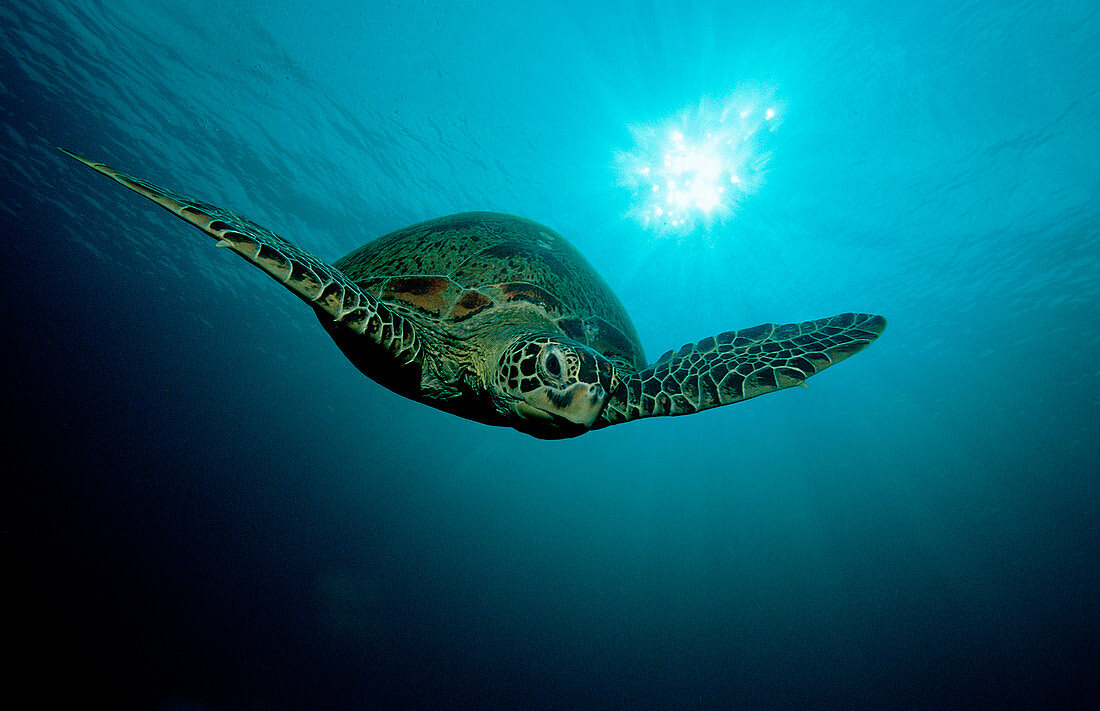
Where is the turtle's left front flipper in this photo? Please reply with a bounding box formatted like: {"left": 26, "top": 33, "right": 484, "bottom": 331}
{"left": 60, "top": 149, "right": 420, "bottom": 367}
{"left": 597, "top": 312, "right": 885, "bottom": 427}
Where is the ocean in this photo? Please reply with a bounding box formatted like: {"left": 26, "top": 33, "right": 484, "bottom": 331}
{"left": 4, "top": 0, "right": 1097, "bottom": 708}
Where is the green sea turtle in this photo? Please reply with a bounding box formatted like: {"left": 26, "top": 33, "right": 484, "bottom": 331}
{"left": 61, "top": 149, "right": 885, "bottom": 439}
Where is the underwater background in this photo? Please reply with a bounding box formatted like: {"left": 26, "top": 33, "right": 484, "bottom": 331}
{"left": 4, "top": 0, "right": 1097, "bottom": 708}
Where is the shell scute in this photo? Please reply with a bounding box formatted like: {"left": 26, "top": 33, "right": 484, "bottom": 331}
{"left": 381, "top": 276, "right": 455, "bottom": 317}
{"left": 449, "top": 289, "right": 494, "bottom": 322}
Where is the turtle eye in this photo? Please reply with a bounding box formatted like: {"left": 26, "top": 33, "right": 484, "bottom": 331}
{"left": 544, "top": 351, "right": 561, "bottom": 377}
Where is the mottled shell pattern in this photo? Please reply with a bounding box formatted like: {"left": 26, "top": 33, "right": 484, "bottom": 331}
{"left": 334, "top": 212, "right": 646, "bottom": 372}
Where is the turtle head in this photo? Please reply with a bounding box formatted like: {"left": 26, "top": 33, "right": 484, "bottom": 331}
{"left": 493, "top": 333, "right": 616, "bottom": 438}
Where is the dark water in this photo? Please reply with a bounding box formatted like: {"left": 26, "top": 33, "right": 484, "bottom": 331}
{"left": 5, "top": 1, "right": 1097, "bottom": 708}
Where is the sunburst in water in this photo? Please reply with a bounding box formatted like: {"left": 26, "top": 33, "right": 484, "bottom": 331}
{"left": 617, "top": 89, "right": 783, "bottom": 236}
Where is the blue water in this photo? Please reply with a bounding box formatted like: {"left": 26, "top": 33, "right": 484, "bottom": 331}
{"left": 4, "top": 1, "right": 1097, "bottom": 708}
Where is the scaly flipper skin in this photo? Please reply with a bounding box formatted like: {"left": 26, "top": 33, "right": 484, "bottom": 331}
{"left": 596, "top": 312, "right": 886, "bottom": 426}
{"left": 59, "top": 149, "right": 421, "bottom": 369}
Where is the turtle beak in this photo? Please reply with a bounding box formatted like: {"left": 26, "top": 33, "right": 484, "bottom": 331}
{"left": 548, "top": 381, "right": 607, "bottom": 427}
{"left": 519, "top": 380, "right": 608, "bottom": 428}
{"left": 556, "top": 349, "right": 613, "bottom": 427}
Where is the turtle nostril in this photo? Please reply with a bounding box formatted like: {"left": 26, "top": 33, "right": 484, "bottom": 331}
{"left": 591, "top": 384, "right": 606, "bottom": 402}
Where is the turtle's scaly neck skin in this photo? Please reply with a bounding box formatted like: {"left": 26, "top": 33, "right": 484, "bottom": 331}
{"left": 341, "top": 302, "right": 561, "bottom": 428}
{"left": 377, "top": 302, "right": 616, "bottom": 439}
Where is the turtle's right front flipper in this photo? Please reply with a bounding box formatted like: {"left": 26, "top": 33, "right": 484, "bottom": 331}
{"left": 60, "top": 149, "right": 420, "bottom": 367}
{"left": 596, "top": 312, "right": 886, "bottom": 427}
